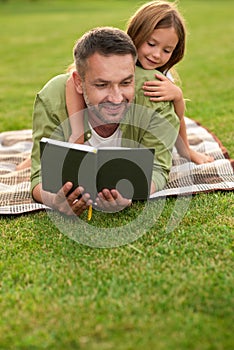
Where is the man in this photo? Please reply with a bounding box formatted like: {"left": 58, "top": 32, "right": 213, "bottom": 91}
{"left": 31, "top": 27, "right": 179, "bottom": 216}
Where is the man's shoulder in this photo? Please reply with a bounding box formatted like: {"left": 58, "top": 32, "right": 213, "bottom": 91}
{"left": 135, "top": 65, "right": 162, "bottom": 82}
{"left": 35, "top": 73, "right": 70, "bottom": 118}
{"left": 38, "top": 73, "right": 70, "bottom": 98}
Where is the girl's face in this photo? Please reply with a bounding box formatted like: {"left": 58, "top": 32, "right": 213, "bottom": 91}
{"left": 137, "top": 27, "right": 178, "bottom": 70}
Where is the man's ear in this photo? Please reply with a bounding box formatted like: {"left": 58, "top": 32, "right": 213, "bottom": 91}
{"left": 72, "top": 71, "right": 83, "bottom": 94}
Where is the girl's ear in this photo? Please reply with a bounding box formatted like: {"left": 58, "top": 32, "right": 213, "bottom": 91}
{"left": 72, "top": 71, "right": 83, "bottom": 94}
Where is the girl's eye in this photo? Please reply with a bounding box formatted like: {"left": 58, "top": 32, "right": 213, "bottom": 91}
{"left": 147, "top": 42, "right": 155, "bottom": 47}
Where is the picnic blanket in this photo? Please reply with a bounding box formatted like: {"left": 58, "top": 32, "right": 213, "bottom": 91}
{"left": 0, "top": 117, "right": 233, "bottom": 214}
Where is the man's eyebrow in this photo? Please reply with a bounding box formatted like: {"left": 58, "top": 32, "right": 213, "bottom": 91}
{"left": 122, "top": 74, "right": 134, "bottom": 81}
{"left": 92, "top": 78, "right": 109, "bottom": 83}
{"left": 93, "top": 75, "right": 134, "bottom": 83}
{"left": 120, "top": 74, "right": 135, "bottom": 83}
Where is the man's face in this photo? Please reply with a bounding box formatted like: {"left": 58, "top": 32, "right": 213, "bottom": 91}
{"left": 78, "top": 53, "right": 135, "bottom": 125}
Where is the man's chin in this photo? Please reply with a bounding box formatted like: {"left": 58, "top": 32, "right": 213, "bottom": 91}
{"left": 106, "top": 114, "right": 123, "bottom": 123}
{"left": 99, "top": 112, "right": 123, "bottom": 124}
{"left": 90, "top": 104, "right": 130, "bottom": 125}
{"left": 102, "top": 107, "right": 129, "bottom": 123}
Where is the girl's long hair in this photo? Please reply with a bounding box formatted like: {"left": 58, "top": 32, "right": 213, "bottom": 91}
{"left": 126, "top": 0, "right": 186, "bottom": 74}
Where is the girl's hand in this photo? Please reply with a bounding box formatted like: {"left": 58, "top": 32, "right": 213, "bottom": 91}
{"left": 142, "top": 73, "right": 183, "bottom": 102}
{"left": 95, "top": 189, "right": 132, "bottom": 213}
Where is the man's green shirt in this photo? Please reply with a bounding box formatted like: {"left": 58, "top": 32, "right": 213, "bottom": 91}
{"left": 31, "top": 66, "right": 179, "bottom": 194}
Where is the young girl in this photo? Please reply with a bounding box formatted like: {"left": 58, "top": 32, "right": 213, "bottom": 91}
{"left": 17, "top": 0, "right": 212, "bottom": 171}
{"left": 66, "top": 0, "right": 213, "bottom": 164}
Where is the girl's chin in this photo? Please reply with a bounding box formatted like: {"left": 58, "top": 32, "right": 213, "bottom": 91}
{"left": 144, "top": 65, "right": 157, "bottom": 70}
{"left": 142, "top": 61, "right": 158, "bottom": 70}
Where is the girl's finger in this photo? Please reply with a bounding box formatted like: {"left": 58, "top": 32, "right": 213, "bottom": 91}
{"left": 155, "top": 73, "right": 167, "bottom": 81}
{"left": 144, "top": 91, "right": 162, "bottom": 97}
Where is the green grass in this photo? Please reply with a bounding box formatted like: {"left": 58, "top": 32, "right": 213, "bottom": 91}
{"left": 0, "top": 1, "right": 233, "bottom": 349}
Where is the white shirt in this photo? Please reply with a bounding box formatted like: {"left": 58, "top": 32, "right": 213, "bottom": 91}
{"left": 85, "top": 122, "right": 122, "bottom": 148}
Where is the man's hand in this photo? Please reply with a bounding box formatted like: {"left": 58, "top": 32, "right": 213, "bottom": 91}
{"left": 95, "top": 189, "right": 132, "bottom": 213}
{"left": 33, "top": 182, "right": 92, "bottom": 216}
{"left": 51, "top": 182, "right": 92, "bottom": 216}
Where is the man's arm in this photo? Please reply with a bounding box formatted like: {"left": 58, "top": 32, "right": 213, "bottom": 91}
{"left": 30, "top": 74, "right": 93, "bottom": 216}
{"left": 30, "top": 74, "right": 70, "bottom": 194}
{"left": 31, "top": 95, "right": 91, "bottom": 216}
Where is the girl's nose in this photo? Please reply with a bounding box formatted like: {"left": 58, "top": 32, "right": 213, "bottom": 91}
{"left": 152, "top": 48, "right": 161, "bottom": 59}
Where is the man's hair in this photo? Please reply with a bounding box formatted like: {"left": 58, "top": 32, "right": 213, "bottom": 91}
{"left": 73, "top": 27, "right": 137, "bottom": 78}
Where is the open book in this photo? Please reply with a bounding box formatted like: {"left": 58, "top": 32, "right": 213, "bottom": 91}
{"left": 40, "top": 138, "right": 154, "bottom": 200}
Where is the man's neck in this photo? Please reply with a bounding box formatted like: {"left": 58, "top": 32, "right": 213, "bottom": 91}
{"left": 87, "top": 110, "right": 120, "bottom": 138}
{"left": 93, "top": 123, "right": 119, "bottom": 138}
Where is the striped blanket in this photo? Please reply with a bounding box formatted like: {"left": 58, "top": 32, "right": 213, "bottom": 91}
{"left": 0, "top": 118, "right": 233, "bottom": 214}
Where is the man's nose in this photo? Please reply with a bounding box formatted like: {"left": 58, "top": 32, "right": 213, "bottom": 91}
{"left": 108, "top": 86, "right": 123, "bottom": 103}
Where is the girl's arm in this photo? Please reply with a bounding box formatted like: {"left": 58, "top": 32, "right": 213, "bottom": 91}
{"left": 66, "top": 74, "right": 86, "bottom": 144}
{"left": 143, "top": 73, "right": 214, "bottom": 164}
{"left": 142, "top": 73, "right": 185, "bottom": 119}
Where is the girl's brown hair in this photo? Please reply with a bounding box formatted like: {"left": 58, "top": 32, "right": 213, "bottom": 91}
{"left": 126, "top": 0, "right": 186, "bottom": 73}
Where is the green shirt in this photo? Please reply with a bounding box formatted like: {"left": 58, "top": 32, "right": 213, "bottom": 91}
{"left": 31, "top": 66, "right": 179, "bottom": 194}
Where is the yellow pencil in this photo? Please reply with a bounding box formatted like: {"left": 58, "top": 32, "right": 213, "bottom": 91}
{"left": 87, "top": 205, "right": 92, "bottom": 221}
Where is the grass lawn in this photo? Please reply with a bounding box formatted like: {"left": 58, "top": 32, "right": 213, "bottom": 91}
{"left": 0, "top": 1, "right": 233, "bottom": 349}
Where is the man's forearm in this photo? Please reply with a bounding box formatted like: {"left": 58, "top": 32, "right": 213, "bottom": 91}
{"left": 32, "top": 183, "right": 55, "bottom": 208}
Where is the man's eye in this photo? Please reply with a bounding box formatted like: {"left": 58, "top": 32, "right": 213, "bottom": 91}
{"left": 95, "top": 83, "right": 107, "bottom": 88}
{"left": 121, "top": 81, "right": 132, "bottom": 86}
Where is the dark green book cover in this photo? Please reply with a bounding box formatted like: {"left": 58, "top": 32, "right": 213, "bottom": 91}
{"left": 40, "top": 138, "right": 154, "bottom": 200}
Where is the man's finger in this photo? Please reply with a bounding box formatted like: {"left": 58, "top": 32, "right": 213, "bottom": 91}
{"left": 66, "top": 185, "right": 84, "bottom": 205}
{"left": 60, "top": 182, "right": 73, "bottom": 197}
